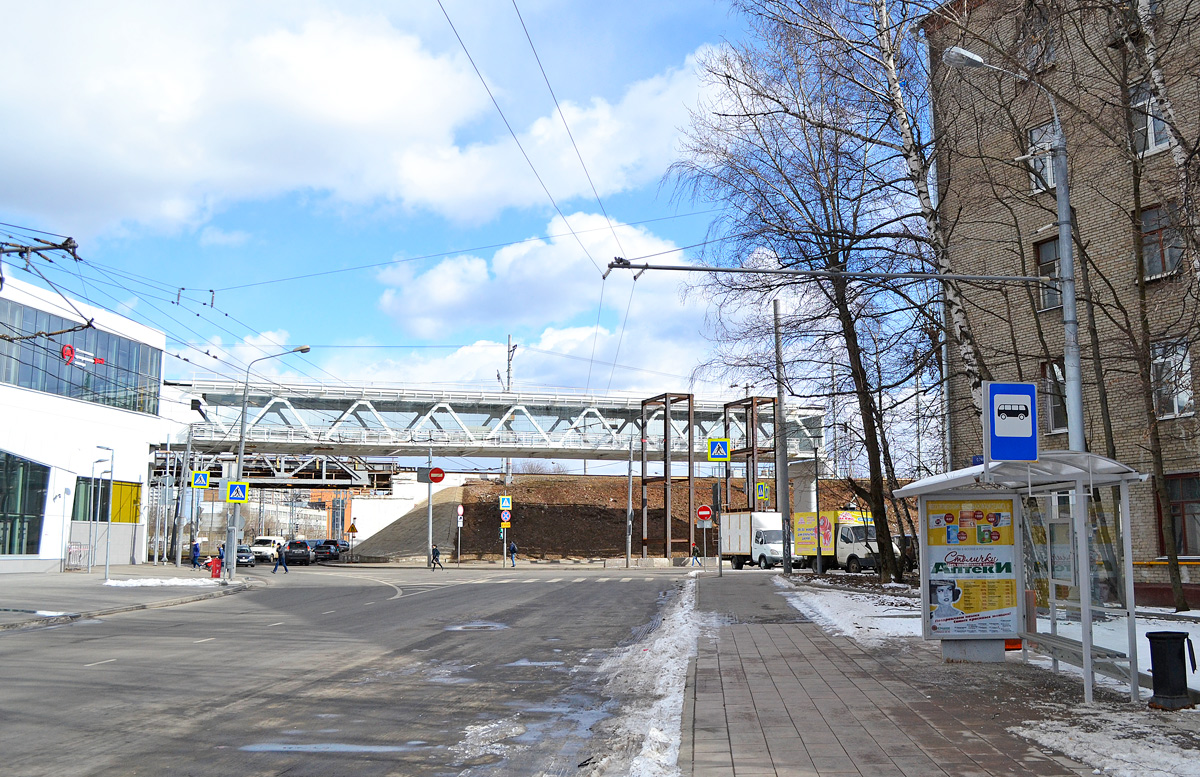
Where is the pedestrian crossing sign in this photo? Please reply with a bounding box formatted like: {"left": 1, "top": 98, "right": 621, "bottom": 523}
{"left": 225, "top": 481, "right": 250, "bottom": 503}
{"left": 756, "top": 482, "right": 769, "bottom": 501}
{"left": 190, "top": 471, "right": 209, "bottom": 489}
{"left": 708, "top": 439, "right": 731, "bottom": 462}
{"left": 499, "top": 495, "right": 512, "bottom": 511}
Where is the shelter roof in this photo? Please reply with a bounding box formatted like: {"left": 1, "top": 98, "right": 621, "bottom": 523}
{"left": 894, "top": 450, "right": 1143, "bottom": 497}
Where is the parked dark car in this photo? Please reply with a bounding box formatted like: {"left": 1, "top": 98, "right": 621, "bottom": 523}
{"left": 314, "top": 542, "right": 340, "bottom": 561}
{"left": 285, "top": 540, "right": 315, "bottom": 565}
{"left": 336, "top": 539, "right": 350, "bottom": 553}
{"left": 235, "top": 544, "right": 255, "bottom": 567}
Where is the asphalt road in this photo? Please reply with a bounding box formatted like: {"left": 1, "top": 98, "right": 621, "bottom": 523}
{"left": 0, "top": 565, "right": 688, "bottom": 777}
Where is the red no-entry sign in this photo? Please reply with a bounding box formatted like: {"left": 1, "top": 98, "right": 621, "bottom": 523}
{"left": 697, "top": 505, "right": 713, "bottom": 521}
{"left": 429, "top": 467, "right": 446, "bottom": 483}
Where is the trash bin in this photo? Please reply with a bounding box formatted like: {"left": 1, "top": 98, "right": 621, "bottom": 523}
{"left": 1147, "top": 631, "right": 1196, "bottom": 710}
{"left": 210, "top": 557, "right": 222, "bottom": 579}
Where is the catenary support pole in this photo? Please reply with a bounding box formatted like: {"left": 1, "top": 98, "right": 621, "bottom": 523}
{"left": 774, "top": 300, "right": 793, "bottom": 575}
{"left": 427, "top": 448, "right": 433, "bottom": 569}
{"left": 626, "top": 436, "right": 633, "bottom": 568}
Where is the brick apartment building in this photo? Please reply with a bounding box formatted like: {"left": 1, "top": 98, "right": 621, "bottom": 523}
{"left": 923, "top": 0, "right": 1200, "bottom": 601}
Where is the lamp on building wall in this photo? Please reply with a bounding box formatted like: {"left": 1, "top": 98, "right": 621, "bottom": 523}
{"left": 942, "top": 46, "right": 1085, "bottom": 452}
{"left": 228, "top": 345, "right": 311, "bottom": 581}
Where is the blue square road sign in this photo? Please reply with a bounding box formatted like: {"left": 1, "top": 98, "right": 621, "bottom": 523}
{"left": 708, "top": 439, "right": 731, "bottom": 462}
{"left": 985, "top": 381, "right": 1038, "bottom": 463}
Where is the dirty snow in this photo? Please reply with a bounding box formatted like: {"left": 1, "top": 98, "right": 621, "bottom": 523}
{"left": 102, "top": 578, "right": 220, "bottom": 587}
{"left": 589, "top": 576, "right": 717, "bottom": 777}
{"left": 448, "top": 718, "right": 527, "bottom": 762}
{"left": 1037, "top": 613, "right": 1200, "bottom": 692}
{"left": 774, "top": 578, "right": 921, "bottom": 647}
{"left": 1012, "top": 708, "right": 1200, "bottom": 777}
{"left": 778, "top": 579, "right": 1200, "bottom": 777}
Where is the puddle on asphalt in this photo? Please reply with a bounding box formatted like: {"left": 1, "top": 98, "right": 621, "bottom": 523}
{"left": 242, "top": 742, "right": 432, "bottom": 753}
{"left": 445, "top": 621, "right": 508, "bottom": 632}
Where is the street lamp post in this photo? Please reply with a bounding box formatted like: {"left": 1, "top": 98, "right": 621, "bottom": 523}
{"left": 97, "top": 446, "right": 114, "bottom": 580}
{"left": 942, "top": 46, "right": 1085, "bottom": 452}
{"left": 228, "top": 345, "right": 311, "bottom": 581}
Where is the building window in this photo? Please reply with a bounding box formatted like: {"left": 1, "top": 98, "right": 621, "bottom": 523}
{"left": 1164, "top": 475, "right": 1200, "bottom": 556}
{"left": 1142, "top": 205, "right": 1183, "bottom": 278}
{"left": 0, "top": 297, "right": 162, "bottom": 415}
{"left": 1042, "top": 360, "right": 1068, "bottom": 432}
{"left": 1152, "top": 340, "right": 1193, "bottom": 419}
{"left": 1035, "top": 238, "right": 1062, "bottom": 309}
{"left": 0, "top": 449, "right": 49, "bottom": 555}
{"left": 71, "top": 477, "right": 141, "bottom": 524}
{"left": 1028, "top": 122, "right": 1056, "bottom": 192}
{"left": 1132, "top": 84, "right": 1170, "bottom": 154}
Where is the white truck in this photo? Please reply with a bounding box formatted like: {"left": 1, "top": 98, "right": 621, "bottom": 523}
{"left": 794, "top": 511, "right": 902, "bottom": 573}
{"left": 250, "top": 535, "right": 286, "bottom": 561}
{"left": 720, "top": 511, "right": 793, "bottom": 570}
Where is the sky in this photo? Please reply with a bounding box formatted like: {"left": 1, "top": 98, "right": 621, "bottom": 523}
{"left": 0, "top": 0, "right": 753, "bottom": 415}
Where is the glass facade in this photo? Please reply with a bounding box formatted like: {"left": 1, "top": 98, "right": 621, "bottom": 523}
{"left": 0, "top": 449, "right": 49, "bottom": 555}
{"left": 0, "top": 297, "right": 161, "bottom": 414}
{"left": 71, "top": 477, "right": 141, "bottom": 524}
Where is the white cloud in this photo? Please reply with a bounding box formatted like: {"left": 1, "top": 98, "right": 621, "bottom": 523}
{"left": 0, "top": 3, "right": 706, "bottom": 235}
{"left": 199, "top": 227, "right": 251, "bottom": 247}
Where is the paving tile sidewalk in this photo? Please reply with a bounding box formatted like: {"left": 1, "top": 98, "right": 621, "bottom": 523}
{"left": 683, "top": 574, "right": 1094, "bottom": 777}
{"left": 0, "top": 564, "right": 249, "bottom": 630}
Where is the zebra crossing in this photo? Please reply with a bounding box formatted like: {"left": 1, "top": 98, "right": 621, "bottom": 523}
{"left": 453, "top": 576, "right": 657, "bottom": 585}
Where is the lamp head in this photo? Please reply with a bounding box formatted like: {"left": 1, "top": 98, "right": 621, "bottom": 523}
{"left": 942, "top": 46, "right": 988, "bottom": 69}
{"left": 292, "top": 345, "right": 311, "bottom": 354}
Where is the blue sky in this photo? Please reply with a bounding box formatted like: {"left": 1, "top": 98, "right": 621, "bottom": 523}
{"left": 0, "top": 1, "right": 750, "bottom": 407}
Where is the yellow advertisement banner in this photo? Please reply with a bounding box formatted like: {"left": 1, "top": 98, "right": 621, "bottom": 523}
{"left": 793, "top": 511, "right": 870, "bottom": 556}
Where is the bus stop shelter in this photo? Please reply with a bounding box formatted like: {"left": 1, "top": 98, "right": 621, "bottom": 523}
{"left": 896, "top": 450, "right": 1144, "bottom": 703}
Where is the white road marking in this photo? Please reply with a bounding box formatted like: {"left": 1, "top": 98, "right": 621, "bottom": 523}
{"left": 523, "top": 578, "right": 539, "bottom": 583}
{"left": 620, "top": 577, "right": 632, "bottom": 582}
{"left": 644, "top": 577, "right": 653, "bottom": 581}
{"left": 594, "top": 578, "right": 610, "bottom": 583}
{"left": 546, "top": 578, "right": 562, "bottom": 583}
{"left": 193, "top": 637, "right": 215, "bottom": 644}
{"left": 572, "top": 578, "right": 586, "bottom": 582}
{"left": 84, "top": 659, "right": 116, "bottom": 667}
{"left": 322, "top": 610, "right": 336, "bottom": 614}
{"left": 267, "top": 622, "right": 284, "bottom": 627}
{"left": 363, "top": 602, "right": 375, "bottom": 606}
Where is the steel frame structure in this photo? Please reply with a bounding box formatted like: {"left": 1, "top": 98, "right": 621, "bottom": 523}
{"left": 640, "top": 393, "right": 695, "bottom": 559}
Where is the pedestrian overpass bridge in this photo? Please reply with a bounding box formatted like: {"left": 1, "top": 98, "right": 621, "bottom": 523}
{"left": 165, "top": 378, "right": 823, "bottom": 486}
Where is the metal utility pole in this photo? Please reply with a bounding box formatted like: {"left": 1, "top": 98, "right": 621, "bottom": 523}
{"left": 426, "top": 447, "right": 434, "bottom": 569}
{"left": 626, "top": 437, "right": 633, "bottom": 568}
{"left": 99, "top": 446, "right": 114, "bottom": 581}
{"left": 773, "top": 300, "right": 793, "bottom": 575}
{"left": 713, "top": 482, "right": 723, "bottom": 578}
{"left": 502, "top": 335, "right": 517, "bottom": 485}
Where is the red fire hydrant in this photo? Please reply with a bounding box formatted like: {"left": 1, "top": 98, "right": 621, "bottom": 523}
{"left": 210, "top": 557, "right": 222, "bottom": 578}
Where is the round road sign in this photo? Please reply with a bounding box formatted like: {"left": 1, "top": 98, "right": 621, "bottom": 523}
{"left": 457, "top": 504, "right": 464, "bottom": 516}
{"left": 697, "top": 505, "right": 713, "bottom": 521}
{"left": 429, "top": 467, "right": 446, "bottom": 483}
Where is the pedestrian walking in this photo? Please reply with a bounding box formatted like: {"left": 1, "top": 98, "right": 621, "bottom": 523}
{"left": 508, "top": 540, "right": 518, "bottom": 567}
{"left": 218, "top": 543, "right": 225, "bottom": 562}
{"left": 431, "top": 544, "right": 444, "bottom": 571}
{"left": 272, "top": 541, "right": 288, "bottom": 574}
{"left": 191, "top": 540, "right": 201, "bottom": 569}
{"left": 691, "top": 542, "right": 701, "bottom": 566}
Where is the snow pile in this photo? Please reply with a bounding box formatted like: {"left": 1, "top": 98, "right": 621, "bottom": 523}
{"left": 448, "top": 718, "right": 527, "bottom": 762}
{"left": 103, "top": 578, "right": 220, "bottom": 587}
{"left": 774, "top": 578, "right": 921, "bottom": 647}
{"left": 590, "top": 577, "right": 716, "bottom": 777}
{"left": 1012, "top": 709, "right": 1200, "bottom": 777}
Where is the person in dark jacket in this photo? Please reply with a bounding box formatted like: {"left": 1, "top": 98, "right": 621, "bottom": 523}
{"left": 691, "top": 542, "right": 701, "bottom": 566}
{"left": 272, "top": 541, "right": 288, "bottom": 574}
{"left": 508, "top": 540, "right": 518, "bottom": 567}
{"left": 191, "top": 540, "right": 201, "bottom": 569}
{"left": 431, "top": 544, "right": 444, "bottom": 571}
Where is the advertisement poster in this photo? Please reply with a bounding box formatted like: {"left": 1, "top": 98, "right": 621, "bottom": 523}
{"left": 924, "top": 497, "right": 1018, "bottom": 639}
{"left": 793, "top": 511, "right": 870, "bottom": 556}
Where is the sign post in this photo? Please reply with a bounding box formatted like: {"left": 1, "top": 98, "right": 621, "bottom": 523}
{"left": 456, "top": 504, "right": 464, "bottom": 566}
{"left": 696, "top": 505, "right": 712, "bottom": 561}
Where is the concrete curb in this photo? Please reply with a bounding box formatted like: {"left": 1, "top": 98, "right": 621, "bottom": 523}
{"left": 0, "top": 581, "right": 252, "bottom": 633}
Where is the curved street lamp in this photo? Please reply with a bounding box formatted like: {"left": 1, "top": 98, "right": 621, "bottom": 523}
{"left": 226, "top": 345, "right": 311, "bottom": 580}
{"left": 942, "top": 46, "right": 1084, "bottom": 452}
